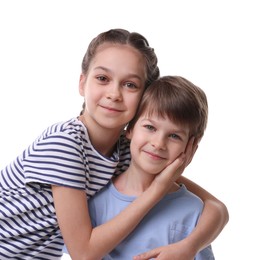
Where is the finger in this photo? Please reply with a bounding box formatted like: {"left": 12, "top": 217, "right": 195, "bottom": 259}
{"left": 185, "top": 136, "right": 195, "bottom": 154}
{"left": 164, "top": 152, "right": 185, "bottom": 177}
{"left": 133, "top": 249, "right": 159, "bottom": 260}
{"left": 154, "top": 153, "right": 186, "bottom": 192}
{"left": 163, "top": 153, "right": 186, "bottom": 181}
{"left": 185, "top": 137, "right": 197, "bottom": 166}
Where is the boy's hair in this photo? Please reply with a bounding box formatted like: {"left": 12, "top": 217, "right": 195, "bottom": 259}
{"left": 127, "top": 76, "right": 208, "bottom": 140}
{"left": 80, "top": 29, "right": 159, "bottom": 115}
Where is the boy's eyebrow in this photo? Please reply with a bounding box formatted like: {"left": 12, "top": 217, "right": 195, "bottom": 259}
{"left": 94, "top": 66, "right": 143, "bottom": 81}
{"left": 171, "top": 129, "right": 189, "bottom": 135}
{"left": 142, "top": 118, "right": 189, "bottom": 135}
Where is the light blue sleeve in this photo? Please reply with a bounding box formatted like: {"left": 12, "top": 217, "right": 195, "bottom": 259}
{"left": 195, "top": 245, "right": 215, "bottom": 260}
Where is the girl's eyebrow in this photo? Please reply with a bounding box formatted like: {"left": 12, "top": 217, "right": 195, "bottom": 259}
{"left": 94, "top": 66, "right": 143, "bottom": 81}
{"left": 94, "top": 66, "right": 111, "bottom": 72}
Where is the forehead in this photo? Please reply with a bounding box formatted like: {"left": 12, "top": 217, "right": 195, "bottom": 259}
{"left": 91, "top": 43, "right": 146, "bottom": 78}
{"left": 140, "top": 112, "right": 190, "bottom": 134}
{"left": 96, "top": 42, "right": 142, "bottom": 57}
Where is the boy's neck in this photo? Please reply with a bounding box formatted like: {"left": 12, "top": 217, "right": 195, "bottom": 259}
{"left": 113, "top": 168, "right": 180, "bottom": 196}
{"left": 113, "top": 170, "right": 153, "bottom": 196}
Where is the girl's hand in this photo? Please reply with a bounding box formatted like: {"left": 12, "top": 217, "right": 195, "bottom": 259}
{"left": 133, "top": 242, "right": 196, "bottom": 260}
{"left": 152, "top": 137, "right": 197, "bottom": 193}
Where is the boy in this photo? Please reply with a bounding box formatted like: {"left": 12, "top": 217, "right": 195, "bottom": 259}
{"left": 88, "top": 75, "right": 214, "bottom": 259}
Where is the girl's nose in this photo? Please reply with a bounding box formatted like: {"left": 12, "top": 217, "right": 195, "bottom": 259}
{"left": 106, "top": 84, "right": 122, "bottom": 101}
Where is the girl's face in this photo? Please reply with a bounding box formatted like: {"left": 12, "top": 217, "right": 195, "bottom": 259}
{"left": 126, "top": 113, "right": 190, "bottom": 175}
{"left": 79, "top": 43, "right": 146, "bottom": 131}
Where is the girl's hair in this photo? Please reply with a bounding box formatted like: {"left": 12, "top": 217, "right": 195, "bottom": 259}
{"left": 127, "top": 76, "right": 208, "bottom": 140}
{"left": 80, "top": 29, "right": 159, "bottom": 114}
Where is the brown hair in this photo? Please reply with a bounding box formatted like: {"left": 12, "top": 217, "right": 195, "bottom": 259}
{"left": 128, "top": 76, "right": 208, "bottom": 140}
{"left": 80, "top": 29, "right": 159, "bottom": 114}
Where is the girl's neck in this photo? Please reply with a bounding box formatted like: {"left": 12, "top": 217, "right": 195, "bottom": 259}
{"left": 79, "top": 115, "right": 123, "bottom": 157}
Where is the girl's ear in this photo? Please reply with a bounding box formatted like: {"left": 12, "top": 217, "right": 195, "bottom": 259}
{"left": 79, "top": 74, "right": 86, "bottom": 96}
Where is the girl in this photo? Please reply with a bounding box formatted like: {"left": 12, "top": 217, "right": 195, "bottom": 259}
{"left": 0, "top": 29, "right": 228, "bottom": 260}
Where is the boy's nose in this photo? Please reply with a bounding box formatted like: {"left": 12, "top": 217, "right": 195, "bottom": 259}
{"left": 151, "top": 135, "right": 166, "bottom": 150}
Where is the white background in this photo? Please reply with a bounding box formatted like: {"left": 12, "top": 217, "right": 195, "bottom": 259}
{"left": 0, "top": 1, "right": 254, "bottom": 259}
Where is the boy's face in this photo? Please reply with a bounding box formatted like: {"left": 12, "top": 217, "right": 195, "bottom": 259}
{"left": 127, "top": 113, "right": 190, "bottom": 175}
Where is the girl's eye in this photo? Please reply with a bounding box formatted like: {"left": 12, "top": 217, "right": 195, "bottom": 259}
{"left": 96, "top": 75, "right": 108, "bottom": 82}
{"left": 124, "top": 82, "right": 138, "bottom": 89}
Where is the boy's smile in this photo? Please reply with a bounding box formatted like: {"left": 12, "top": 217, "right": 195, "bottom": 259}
{"left": 127, "top": 113, "right": 190, "bottom": 175}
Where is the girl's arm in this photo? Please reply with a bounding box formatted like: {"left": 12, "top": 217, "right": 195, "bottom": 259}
{"left": 133, "top": 175, "right": 229, "bottom": 260}
{"left": 133, "top": 138, "right": 229, "bottom": 260}
{"left": 178, "top": 175, "right": 229, "bottom": 250}
{"left": 53, "top": 154, "right": 185, "bottom": 260}
{"left": 177, "top": 138, "right": 229, "bottom": 253}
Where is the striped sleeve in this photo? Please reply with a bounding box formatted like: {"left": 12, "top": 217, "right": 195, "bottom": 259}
{"left": 23, "top": 131, "right": 86, "bottom": 190}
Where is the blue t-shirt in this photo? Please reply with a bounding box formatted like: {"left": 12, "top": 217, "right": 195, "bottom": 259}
{"left": 88, "top": 182, "right": 215, "bottom": 260}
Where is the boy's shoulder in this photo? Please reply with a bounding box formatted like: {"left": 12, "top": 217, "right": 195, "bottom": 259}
{"left": 169, "top": 184, "right": 204, "bottom": 211}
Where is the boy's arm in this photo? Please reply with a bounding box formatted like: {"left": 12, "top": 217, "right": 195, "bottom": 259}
{"left": 133, "top": 176, "right": 229, "bottom": 260}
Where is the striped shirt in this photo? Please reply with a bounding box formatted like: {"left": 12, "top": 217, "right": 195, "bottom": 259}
{"left": 0, "top": 117, "right": 131, "bottom": 259}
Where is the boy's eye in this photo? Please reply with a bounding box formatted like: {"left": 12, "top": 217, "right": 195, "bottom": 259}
{"left": 144, "top": 125, "right": 155, "bottom": 131}
{"left": 169, "top": 133, "right": 181, "bottom": 140}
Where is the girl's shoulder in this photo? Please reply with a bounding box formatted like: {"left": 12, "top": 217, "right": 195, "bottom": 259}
{"left": 37, "top": 117, "right": 88, "bottom": 143}
{"left": 27, "top": 117, "right": 89, "bottom": 158}
{"left": 42, "top": 117, "right": 83, "bottom": 135}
